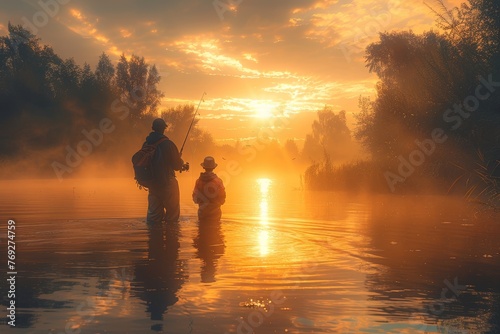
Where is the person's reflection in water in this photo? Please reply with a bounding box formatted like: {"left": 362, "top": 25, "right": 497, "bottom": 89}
{"left": 193, "top": 218, "right": 225, "bottom": 283}
{"left": 134, "top": 222, "right": 187, "bottom": 330}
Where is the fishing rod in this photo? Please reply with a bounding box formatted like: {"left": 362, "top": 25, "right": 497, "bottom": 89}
{"left": 179, "top": 91, "right": 206, "bottom": 156}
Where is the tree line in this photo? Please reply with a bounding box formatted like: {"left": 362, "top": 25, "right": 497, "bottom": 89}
{"left": 2, "top": 0, "right": 498, "bottom": 205}
{"left": 305, "top": 0, "right": 500, "bottom": 205}
{"left": 0, "top": 23, "right": 297, "bottom": 180}
{"left": 0, "top": 24, "right": 206, "bottom": 178}
{"left": 0, "top": 22, "right": 358, "bottom": 181}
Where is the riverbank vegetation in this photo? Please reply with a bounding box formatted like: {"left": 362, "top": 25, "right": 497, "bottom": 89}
{"left": 303, "top": 0, "right": 500, "bottom": 207}
{"left": 0, "top": 1, "right": 498, "bottom": 208}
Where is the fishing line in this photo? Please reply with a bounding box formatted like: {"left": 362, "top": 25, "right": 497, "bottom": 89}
{"left": 180, "top": 91, "right": 206, "bottom": 156}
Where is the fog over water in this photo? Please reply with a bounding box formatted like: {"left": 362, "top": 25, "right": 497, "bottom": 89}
{"left": 1, "top": 1, "right": 500, "bottom": 333}
{"left": 0, "top": 177, "right": 499, "bottom": 333}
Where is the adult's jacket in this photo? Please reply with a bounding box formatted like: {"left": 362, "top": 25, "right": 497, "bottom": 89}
{"left": 144, "top": 132, "right": 183, "bottom": 188}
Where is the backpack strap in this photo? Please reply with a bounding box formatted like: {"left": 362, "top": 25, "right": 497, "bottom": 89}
{"left": 144, "top": 137, "right": 169, "bottom": 148}
{"left": 152, "top": 137, "right": 169, "bottom": 147}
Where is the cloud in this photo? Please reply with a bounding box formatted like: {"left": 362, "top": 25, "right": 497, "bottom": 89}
{"left": 57, "top": 7, "right": 122, "bottom": 57}
{"left": 119, "top": 28, "right": 132, "bottom": 38}
{"left": 167, "top": 35, "right": 298, "bottom": 80}
{"left": 287, "top": 0, "right": 444, "bottom": 64}
{"left": 0, "top": 0, "right": 461, "bottom": 142}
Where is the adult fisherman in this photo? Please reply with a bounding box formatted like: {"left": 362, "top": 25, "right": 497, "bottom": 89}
{"left": 145, "top": 118, "right": 185, "bottom": 224}
{"left": 145, "top": 93, "right": 204, "bottom": 223}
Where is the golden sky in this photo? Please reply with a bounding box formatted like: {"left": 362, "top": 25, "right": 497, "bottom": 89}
{"left": 0, "top": 0, "right": 463, "bottom": 142}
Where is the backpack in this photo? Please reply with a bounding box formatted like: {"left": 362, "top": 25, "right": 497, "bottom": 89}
{"left": 132, "top": 137, "right": 168, "bottom": 190}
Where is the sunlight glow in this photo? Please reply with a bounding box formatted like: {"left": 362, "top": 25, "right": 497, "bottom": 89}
{"left": 257, "top": 178, "right": 272, "bottom": 194}
{"left": 257, "top": 178, "right": 272, "bottom": 256}
{"left": 259, "top": 200, "right": 268, "bottom": 221}
{"left": 250, "top": 101, "right": 278, "bottom": 119}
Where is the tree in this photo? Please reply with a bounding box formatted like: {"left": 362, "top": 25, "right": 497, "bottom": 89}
{"left": 116, "top": 54, "right": 164, "bottom": 124}
{"left": 301, "top": 107, "right": 353, "bottom": 163}
{"left": 81, "top": 63, "right": 94, "bottom": 87}
{"left": 54, "top": 58, "right": 82, "bottom": 98}
{"left": 0, "top": 25, "right": 167, "bottom": 177}
{"left": 430, "top": 0, "right": 500, "bottom": 66}
{"left": 355, "top": 96, "right": 375, "bottom": 153}
{"left": 284, "top": 139, "right": 299, "bottom": 159}
{"left": 145, "top": 65, "right": 163, "bottom": 116}
{"left": 161, "top": 105, "right": 202, "bottom": 145}
{"left": 95, "top": 52, "right": 115, "bottom": 87}
{"left": 160, "top": 105, "right": 215, "bottom": 162}
{"left": 357, "top": 1, "right": 500, "bottom": 188}
{"left": 361, "top": 30, "right": 483, "bottom": 163}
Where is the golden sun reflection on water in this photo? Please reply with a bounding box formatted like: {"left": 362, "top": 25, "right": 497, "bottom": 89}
{"left": 258, "top": 230, "right": 269, "bottom": 256}
{"left": 256, "top": 178, "right": 272, "bottom": 257}
{"left": 259, "top": 200, "right": 269, "bottom": 224}
{"left": 2, "top": 178, "right": 499, "bottom": 332}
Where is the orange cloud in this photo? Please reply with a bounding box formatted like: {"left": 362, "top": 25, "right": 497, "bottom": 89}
{"left": 62, "top": 8, "right": 120, "bottom": 56}
{"left": 120, "top": 28, "right": 132, "bottom": 38}
{"left": 290, "top": 0, "right": 453, "bottom": 63}
{"left": 170, "top": 36, "right": 296, "bottom": 79}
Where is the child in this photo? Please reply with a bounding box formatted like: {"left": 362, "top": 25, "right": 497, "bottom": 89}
{"left": 192, "top": 156, "right": 226, "bottom": 221}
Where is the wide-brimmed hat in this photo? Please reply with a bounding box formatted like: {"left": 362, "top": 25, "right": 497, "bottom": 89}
{"left": 152, "top": 118, "right": 167, "bottom": 131}
{"left": 201, "top": 156, "right": 218, "bottom": 169}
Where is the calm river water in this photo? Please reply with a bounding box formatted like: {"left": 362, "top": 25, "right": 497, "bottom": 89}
{"left": 0, "top": 176, "right": 499, "bottom": 333}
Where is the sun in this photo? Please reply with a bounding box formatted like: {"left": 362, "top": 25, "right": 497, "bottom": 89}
{"left": 255, "top": 103, "right": 273, "bottom": 119}
{"left": 250, "top": 100, "right": 277, "bottom": 119}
